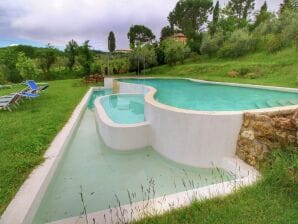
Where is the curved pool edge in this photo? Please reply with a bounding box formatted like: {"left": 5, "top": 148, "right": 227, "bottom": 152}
{"left": 46, "top": 157, "right": 259, "bottom": 224}
{"left": 104, "top": 77, "right": 298, "bottom": 168}
{"left": 0, "top": 86, "right": 261, "bottom": 224}
{"left": 94, "top": 94, "right": 150, "bottom": 151}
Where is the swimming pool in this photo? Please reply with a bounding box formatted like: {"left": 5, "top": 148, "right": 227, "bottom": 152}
{"left": 118, "top": 78, "right": 298, "bottom": 111}
{"left": 33, "top": 90, "right": 233, "bottom": 223}
{"left": 101, "top": 94, "right": 145, "bottom": 124}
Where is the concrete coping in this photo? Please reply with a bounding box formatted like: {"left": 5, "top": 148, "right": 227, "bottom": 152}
{"left": 0, "top": 87, "right": 105, "bottom": 224}
{"left": 48, "top": 157, "right": 259, "bottom": 224}
{"left": 96, "top": 93, "right": 150, "bottom": 127}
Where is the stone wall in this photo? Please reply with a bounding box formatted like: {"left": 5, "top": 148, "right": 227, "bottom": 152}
{"left": 236, "top": 108, "right": 298, "bottom": 167}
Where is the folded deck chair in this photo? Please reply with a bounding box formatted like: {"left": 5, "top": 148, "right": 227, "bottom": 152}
{"left": 26, "top": 80, "right": 49, "bottom": 93}
{"left": 17, "top": 91, "right": 40, "bottom": 99}
{"left": 0, "top": 94, "right": 20, "bottom": 111}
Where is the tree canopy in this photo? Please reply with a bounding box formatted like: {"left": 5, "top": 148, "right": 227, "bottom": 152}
{"left": 160, "top": 26, "right": 174, "bottom": 41}
{"left": 224, "top": 0, "right": 255, "bottom": 21}
{"left": 127, "top": 25, "right": 155, "bottom": 49}
{"left": 108, "top": 31, "right": 116, "bottom": 53}
{"left": 168, "top": 0, "right": 213, "bottom": 38}
{"left": 65, "top": 40, "right": 78, "bottom": 71}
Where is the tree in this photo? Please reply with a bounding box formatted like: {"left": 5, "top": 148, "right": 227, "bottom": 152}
{"left": 0, "top": 48, "right": 22, "bottom": 82}
{"left": 160, "top": 26, "right": 173, "bottom": 41}
{"left": 209, "top": 1, "right": 220, "bottom": 36}
{"left": 168, "top": 0, "right": 213, "bottom": 38}
{"left": 254, "top": 1, "right": 270, "bottom": 28}
{"left": 65, "top": 40, "right": 78, "bottom": 71}
{"left": 127, "top": 25, "right": 156, "bottom": 49}
{"left": 162, "top": 39, "right": 190, "bottom": 66}
{"left": 78, "top": 40, "right": 93, "bottom": 76}
{"left": 16, "top": 52, "right": 40, "bottom": 80}
{"left": 38, "top": 44, "right": 57, "bottom": 79}
{"left": 279, "top": 0, "right": 298, "bottom": 14}
{"left": 224, "top": 0, "right": 255, "bottom": 21}
{"left": 141, "top": 45, "right": 157, "bottom": 71}
{"left": 108, "top": 31, "right": 116, "bottom": 53}
{"left": 107, "top": 31, "right": 116, "bottom": 76}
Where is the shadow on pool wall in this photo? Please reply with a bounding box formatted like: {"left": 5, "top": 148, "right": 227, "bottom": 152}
{"left": 99, "top": 78, "right": 298, "bottom": 169}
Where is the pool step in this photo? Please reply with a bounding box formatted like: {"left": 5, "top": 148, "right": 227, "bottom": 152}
{"left": 255, "top": 101, "right": 269, "bottom": 109}
{"left": 266, "top": 99, "right": 284, "bottom": 108}
{"left": 289, "top": 99, "right": 298, "bottom": 105}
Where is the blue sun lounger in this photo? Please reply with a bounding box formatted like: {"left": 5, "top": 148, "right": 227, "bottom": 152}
{"left": 26, "top": 80, "right": 49, "bottom": 93}
{"left": 17, "top": 91, "right": 40, "bottom": 98}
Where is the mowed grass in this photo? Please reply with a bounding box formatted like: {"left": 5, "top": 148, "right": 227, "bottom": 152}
{"left": 135, "top": 148, "right": 298, "bottom": 224}
{"left": 0, "top": 79, "right": 94, "bottom": 214}
{"left": 143, "top": 48, "right": 298, "bottom": 88}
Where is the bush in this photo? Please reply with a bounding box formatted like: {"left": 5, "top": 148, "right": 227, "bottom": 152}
{"left": 265, "top": 34, "right": 284, "bottom": 53}
{"left": 162, "top": 39, "right": 190, "bottom": 66}
{"left": 0, "top": 66, "right": 6, "bottom": 84}
{"left": 280, "top": 11, "right": 298, "bottom": 48}
{"left": 91, "top": 61, "right": 102, "bottom": 74}
{"left": 200, "top": 32, "right": 225, "bottom": 57}
{"left": 219, "top": 29, "right": 255, "bottom": 58}
{"left": 16, "top": 52, "right": 40, "bottom": 80}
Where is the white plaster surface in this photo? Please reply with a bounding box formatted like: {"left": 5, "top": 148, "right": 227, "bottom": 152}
{"left": 100, "top": 78, "right": 297, "bottom": 168}
{"left": 94, "top": 95, "right": 150, "bottom": 150}
{"left": 101, "top": 79, "right": 244, "bottom": 168}
{"left": 47, "top": 157, "right": 259, "bottom": 224}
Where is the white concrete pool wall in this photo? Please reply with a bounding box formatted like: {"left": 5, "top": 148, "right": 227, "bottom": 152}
{"left": 94, "top": 94, "right": 150, "bottom": 150}
{"left": 103, "top": 77, "right": 298, "bottom": 168}
{"left": 48, "top": 156, "right": 258, "bottom": 224}
{"left": 0, "top": 87, "right": 103, "bottom": 224}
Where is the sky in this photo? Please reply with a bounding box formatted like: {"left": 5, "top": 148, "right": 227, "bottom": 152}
{"left": 0, "top": 0, "right": 283, "bottom": 51}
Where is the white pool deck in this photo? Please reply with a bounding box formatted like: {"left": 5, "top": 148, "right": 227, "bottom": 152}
{"left": 1, "top": 78, "right": 297, "bottom": 224}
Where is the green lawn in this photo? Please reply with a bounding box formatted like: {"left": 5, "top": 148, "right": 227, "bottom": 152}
{"left": 135, "top": 148, "right": 298, "bottom": 224}
{"left": 142, "top": 48, "right": 298, "bottom": 88}
{"left": 0, "top": 79, "right": 94, "bottom": 214}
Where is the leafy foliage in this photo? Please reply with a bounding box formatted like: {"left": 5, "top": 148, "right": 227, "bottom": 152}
{"left": 127, "top": 25, "right": 155, "bottom": 49}
{"left": 162, "top": 39, "right": 190, "bottom": 66}
{"left": 37, "top": 44, "right": 57, "bottom": 79}
{"left": 16, "top": 52, "right": 40, "bottom": 80}
{"left": 169, "top": 0, "right": 213, "bottom": 38}
{"left": 160, "top": 26, "right": 173, "bottom": 41}
{"left": 78, "top": 41, "right": 93, "bottom": 76}
{"left": 224, "top": 0, "right": 255, "bottom": 20}
{"left": 65, "top": 40, "right": 78, "bottom": 71}
{"left": 209, "top": 1, "right": 220, "bottom": 36}
{"left": 219, "top": 29, "right": 255, "bottom": 57}
{"left": 200, "top": 32, "right": 225, "bottom": 57}
{"left": 108, "top": 31, "right": 116, "bottom": 53}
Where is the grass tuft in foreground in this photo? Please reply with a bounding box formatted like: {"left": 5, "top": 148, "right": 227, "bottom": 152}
{"left": 135, "top": 147, "right": 298, "bottom": 224}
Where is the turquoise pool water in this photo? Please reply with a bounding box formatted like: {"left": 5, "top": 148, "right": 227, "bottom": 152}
{"left": 118, "top": 79, "right": 298, "bottom": 111}
{"left": 88, "top": 89, "right": 112, "bottom": 109}
{"left": 33, "top": 90, "right": 233, "bottom": 223}
{"left": 101, "top": 94, "right": 145, "bottom": 124}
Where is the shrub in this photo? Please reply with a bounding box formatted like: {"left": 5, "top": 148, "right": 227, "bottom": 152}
{"left": 0, "top": 66, "right": 6, "bottom": 84}
{"left": 280, "top": 11, "right": 298, "bottom": 48}
{"left": 16, "top": 52, "right": 40, "bottom": 80}
{"left": 219, "top": 29, "right": 255, "bottom": 58}
{"left": 91, "top": 61, "right": 102, "bottom": 74}
{"left": 200, "top": 32, "right": 225, "bottom": 57}
{"left": 265, "top": 34, "right": 284, "bottom": 53}
{"left": 162, "top": 39, "right": 190, "bottom": 66}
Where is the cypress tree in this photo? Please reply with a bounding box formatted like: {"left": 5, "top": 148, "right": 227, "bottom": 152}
{"left": 108, "top": 31, "right": 116, "bottom": 53}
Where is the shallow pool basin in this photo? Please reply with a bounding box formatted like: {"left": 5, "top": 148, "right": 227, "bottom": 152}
{"left": 100, "top": 94, "right": 145, "bottom": 124}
